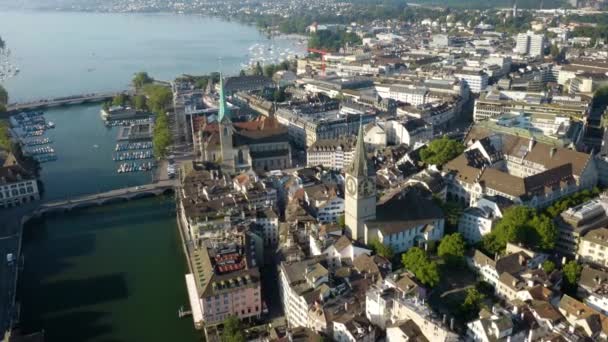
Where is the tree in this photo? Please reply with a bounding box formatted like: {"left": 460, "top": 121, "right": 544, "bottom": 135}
{"left": 337, "top": 214, "right": 345, "bottom": 228}
{"left": 438, "top": 233, "right": 466, "bottom": 266}
{"left": 144, "top": 84, "right": 172, "bottom": 114}
{"left": 132, "top": 72, "right": 153, "bottom": 90}
{"left": 0, "top": 85, "right": 7, "bottom": 106}
{"left": 401, "top": 247, "right": 441, "bottom": 287}
{"left": 462, "top": 288, "right": 485, "bottom": 314}
{"left": 222, "top": 316, "right": 245, "bottom": 342}
{"left": 402, "top": 247, "right": 427, "bottom": 273}
{"left": 550, "top": 44, "right": 560, "bottom": 58}
{"left": 563, "top": 260, "right": 582, "bottom": 290}
{"left": 112, "top": 94, "right": 128, "bottom": 107}
{"left": 419, "top": 136, "right": 465, "bottom": 166}
{"left": 369, "top": 238, "right": 394, "bottom": 259}
{"left": 133, "top": 95, "right": 147, "bottom": 111}
{"left": 480, "top": 206, "right": 556, "bottom": 253}
{"left": 542, "top": 260, "right": 556, "bottom": 274}
{"left": 0, "top": 121, "right": 11, "bottom": 151}
{"left": 531, "top": 215, "right": 557, "bottom": 250}
{"left": 417, "top": 261, "right": 440, "bottom": 287}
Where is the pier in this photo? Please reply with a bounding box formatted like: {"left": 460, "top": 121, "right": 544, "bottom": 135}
{"left": 6, "top": 91, "right": 132, "bottom": 113}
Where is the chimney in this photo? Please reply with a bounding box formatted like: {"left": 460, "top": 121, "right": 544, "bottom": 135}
{"left": 450, "top": 317, "right": 455, "bottom": 330}
{"left": 344, "top": 302, "right": 348, "bottom": 311}
{"left": 528, "top": 138, "right": 535, "bottom": 152}
{"left": 443, "top": 314, "right": 447, "bottom": 325}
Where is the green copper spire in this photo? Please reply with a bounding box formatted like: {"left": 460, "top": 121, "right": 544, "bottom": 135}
{"left": 348, "top": 116, "right": 370, "bottom": 177}
{"left": 218, "top": 73, "right": 231, "bottom": 124}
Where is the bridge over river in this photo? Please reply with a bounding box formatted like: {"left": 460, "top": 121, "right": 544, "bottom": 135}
{"left": 6, "top": 90, "right": 132, "bottom": 113}
{"left": 31, "top": 179, "right": 176, "bottom": 216}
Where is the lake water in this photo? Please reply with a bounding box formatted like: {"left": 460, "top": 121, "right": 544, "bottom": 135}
{"left": 0, "top": 11, "right": 305, "bottom": 102}
{"left": 0, "top": 11, "right": 296, "bottom": 341}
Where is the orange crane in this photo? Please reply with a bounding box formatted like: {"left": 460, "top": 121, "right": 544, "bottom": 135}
{"left": 307, "top": 48, "right": 328, "bottom": 76}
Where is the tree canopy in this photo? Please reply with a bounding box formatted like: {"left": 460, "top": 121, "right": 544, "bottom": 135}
{"left": 461, "top": 287, "right": 486, "bottom": 320}
{"left": 142, "top": 84, "right": 173, "bottom": 158}
{"left": 479, "top": 206, "right": 557, "bottom": 254}
{"left": 401, "top": 247, "right": 440, "bottom": 287}
{"left": 308, "top": 30, "right": 362, "bottom": 52}
{"left": 0, "top": 121, "right": 11, "bottom": 151}
{"left": 222, "top": 316, "right": 246, "bottom": 342}
{"left": 369, "top": 238, "right": 394, "bottom": 259}
{"left": 593, "top": 86, "right": 608, "bottom": 111}
{"left": 132, "top": 72, "right": 154, "bottom": 90}
{"left": 542, "top": 260, "right": 556, "bottom": 274}
{"left": 419, "top": 136, "right": 464, "bottom": 166}
{"left": 563, "top": 260, "right": 582, "bottom": 294}
{"left": 438, "top": 233, "right": 466, "bottom": 266}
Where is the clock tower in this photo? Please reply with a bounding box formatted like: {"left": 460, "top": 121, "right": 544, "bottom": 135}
{"left": 345, "top": 118, "right": 376, "bottom": 241}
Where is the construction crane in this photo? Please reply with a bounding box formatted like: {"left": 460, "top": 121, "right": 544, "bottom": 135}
{"left": 307, "top": 48, "right": 328, "bottom": 76}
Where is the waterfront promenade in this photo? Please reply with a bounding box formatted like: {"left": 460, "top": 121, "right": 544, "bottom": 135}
{"left": 6, "top": 91, "right": 132, "bottom": 113}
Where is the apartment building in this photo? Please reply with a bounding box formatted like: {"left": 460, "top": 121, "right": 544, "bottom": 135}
{"left": 454, "top": 70, "right": 488, "bottom": 94}
{"left": 473, "top": 89, "right": 589, "bottom": 122}
{"left": 515, "top": 31, "right": 545, "bottom": 57}
{"left": 578, "top": 228, "right": 608, "bottom": 269}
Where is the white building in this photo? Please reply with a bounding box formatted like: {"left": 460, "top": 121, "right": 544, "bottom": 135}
{"left": 333, "top": 315, "right": 376, "bottom": 342}
{"left": 279, "top": 258, "right": 329, "bottom": 328}
{"left": 0, "top": 159, "right": 40, "bottom": 209}
{"left": 577, "top": 228, "right": 608, "bottom": 269}
{"left": 515, "top": 31, "right": 545, "bottom": 57}
{"left": 454, "top": 70, "right": 488, "bottom": 94}
{"left": 307, "top": 138, "right": 355, "bottom": 170}
{"left": 458, "top": 197, "right": 505, "bottom": 243}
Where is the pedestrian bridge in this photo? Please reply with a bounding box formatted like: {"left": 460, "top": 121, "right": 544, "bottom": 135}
{"left": 31, "top": 179, "right": 176, "bottom": 216}
{"left": 6, "top": 91, "right": 132, "bottom": 113}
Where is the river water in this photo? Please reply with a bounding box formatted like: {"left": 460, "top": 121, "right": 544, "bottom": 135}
{"left": 0, "top": 11, "right": 302, "bottom": 341}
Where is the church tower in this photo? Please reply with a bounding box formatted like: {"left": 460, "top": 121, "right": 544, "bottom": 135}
{"left": 218, "top": 74, "right": 236, "bottom": 174}
{"left": 344, "top": 119, "right": 376, "bottom": 242}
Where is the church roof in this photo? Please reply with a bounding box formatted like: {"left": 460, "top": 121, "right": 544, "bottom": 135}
{"left": 365, "top": 187, "right": 443, "bottom": 235}
{"left": 347, "top": 120, "right": 373, "bottom": 177}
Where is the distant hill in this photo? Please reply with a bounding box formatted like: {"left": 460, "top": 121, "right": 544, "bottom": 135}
{"left": 406, "top": 0, "right": 567, "bottom": 9}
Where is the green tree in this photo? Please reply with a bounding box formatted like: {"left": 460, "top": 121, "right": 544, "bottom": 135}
{"left": 531, "top": 215, "right": 557, "bottom": 250}
{"left": 369, "top": 238, "right": 394, "bottom": 259}
{"left": 401, "top": 247, "right": 440, "bottom": 287}
{"left": 112, "top": 93, "right": 128, "bottom": 107}
{"left": 419, "top": 136, "right": 465, "bottom": 166}
{"left": 337, "top": 214, "right": 345, "bottom": 228}
{"left": 563, "top": 260, "right": 582, "bottom": 291}
{"left": 550, "top": 44, "right": 560, "bottom": 58}
{"left": 462, "top": 288, "right": 485, "bottom": 314}
{"left": 144, "top": 84, "right": 173, "bottom": 114}
{"left": 0, "top": 85, "right": 7, "bottom": 105}
{"left": 438, "top": 233, "right": 466, "bottom": 266}
{"left": 417, "top": 261, "right": 440, "bottom": 287}
{"left": 264, "top": 64, "right": 276, "bottom": 78}
{"left": 402, "top": 247, "right": 427, "bottom": 273}
{"left": 542, "top": 260, "right": 556, "bottom": 274}
{"left": 133, "top": 94, "right": 147, "bottom": 111}
{"left": 222, "top": 315, "right": 245, "bottom": 342}
{"left": 132, "top": 72, "right": 153, "bottom": 90}
{"left": 0, "top": 120, "right": 11, "bottom": 151}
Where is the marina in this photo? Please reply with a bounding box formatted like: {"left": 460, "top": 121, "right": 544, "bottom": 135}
{"left": 23, "top": 138, "right": 52, "bottom": 146}
{"left": 115, "top": 142, "right": 153, "bottom": 151}
{"left": 113, "top": 150, "right": 153, "bottom": 161}
{"left": 9, "top": 110, "right": 59, "bottom": 163}
{"left": 117, "top": 161, "right": 155, "bottom": 173}
{"left": 105, "top": 117, "right": 154, "bottom": 127}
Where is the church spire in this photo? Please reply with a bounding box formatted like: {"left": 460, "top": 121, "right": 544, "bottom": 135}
{"left": 348, "top": 116, "right": 370, "bottom": 177}
{"left": 218, "top": 73, "right": 231, "bottom": 124}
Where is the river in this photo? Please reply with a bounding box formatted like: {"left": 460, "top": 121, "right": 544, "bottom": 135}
{"left": 0, "top": 11, "right": 302, "bottom": 341}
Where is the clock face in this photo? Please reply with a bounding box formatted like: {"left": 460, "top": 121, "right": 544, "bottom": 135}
{"left": 346, "top": 177, "right": 357, "bottom": 196}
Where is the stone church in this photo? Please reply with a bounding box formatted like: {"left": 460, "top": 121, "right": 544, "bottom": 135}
{"left": 198, "top": 74, "right": 292, "bottom": 174}
{"left": 345, "top": 121, "right": 445, "bottom": 252}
